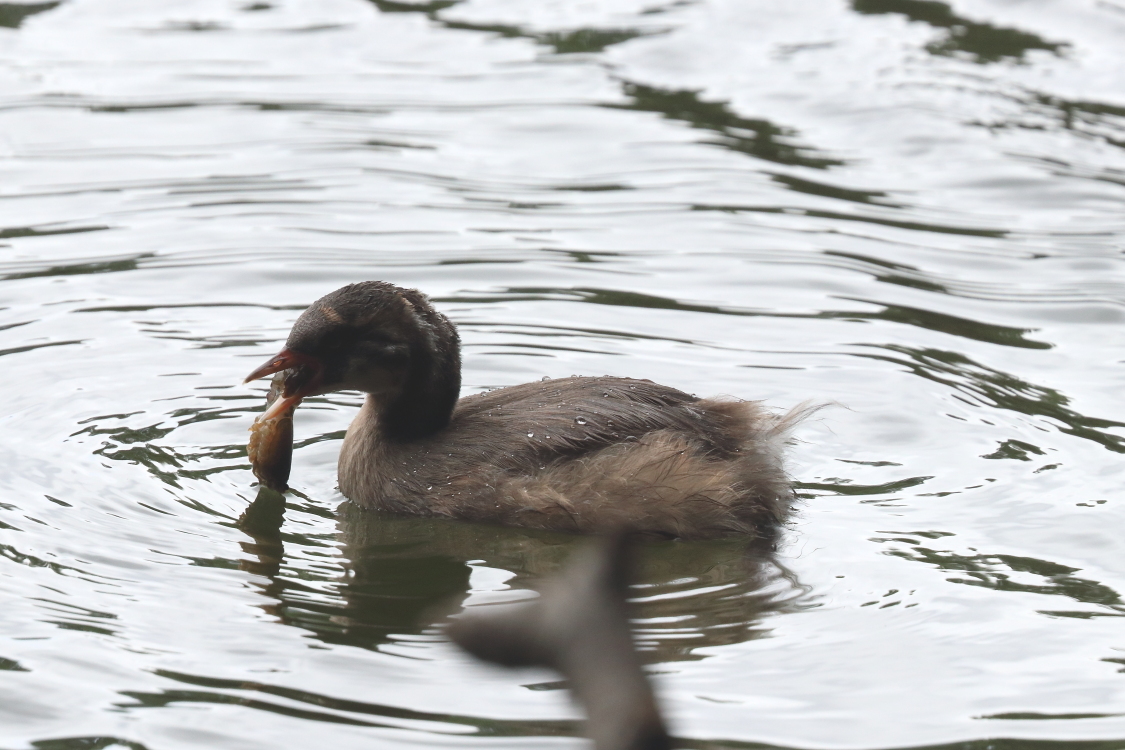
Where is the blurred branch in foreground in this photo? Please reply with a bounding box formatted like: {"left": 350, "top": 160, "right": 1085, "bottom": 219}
{"left": 448, "top": 533, "right": 671, "bottom": 750}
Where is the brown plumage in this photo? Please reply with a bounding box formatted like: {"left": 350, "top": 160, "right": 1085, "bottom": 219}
{"left": 245, "top": 281, "right": 808, "bottom": 541}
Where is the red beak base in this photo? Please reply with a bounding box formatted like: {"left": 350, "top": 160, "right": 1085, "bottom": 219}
{"left": 244, "top": 348, "right": 323, "bottom": 422}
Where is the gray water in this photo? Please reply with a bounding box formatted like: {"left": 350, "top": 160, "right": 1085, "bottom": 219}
{"left": 2, "top": 1, "right": 1125, "bottom": 748}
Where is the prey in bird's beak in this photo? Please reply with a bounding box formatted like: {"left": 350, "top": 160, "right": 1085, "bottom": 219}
{"left": 245, "top": 348, "right": 324, "bottom": 421}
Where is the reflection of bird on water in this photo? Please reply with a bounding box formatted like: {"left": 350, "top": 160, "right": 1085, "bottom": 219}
{"left": 237, "top": 497, "right": 807, "bottom": 659}
{"left": 450, "top": 533, "right": 670, "bottom": 750}
{"left": 244, "top": 281, "right": 811, "bottom": 540}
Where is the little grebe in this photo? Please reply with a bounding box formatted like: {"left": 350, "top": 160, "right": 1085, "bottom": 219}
{"left": 245, "top": 281, "right": 807, "bottom": 540}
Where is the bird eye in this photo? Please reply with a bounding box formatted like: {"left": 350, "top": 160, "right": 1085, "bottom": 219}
{"left": 354, "top": 338, "right": 408, "bottom": 365}
{"left": 374, "top": 341, "right": 409, "bottom": 363}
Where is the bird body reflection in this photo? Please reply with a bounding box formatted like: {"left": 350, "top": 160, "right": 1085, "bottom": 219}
{"left": 237, "top": 490, "right": 810, "bottom": 661}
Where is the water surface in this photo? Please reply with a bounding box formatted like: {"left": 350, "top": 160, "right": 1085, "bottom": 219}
{"left": 2, "top": 1, "right": 1125, "bottom": 748}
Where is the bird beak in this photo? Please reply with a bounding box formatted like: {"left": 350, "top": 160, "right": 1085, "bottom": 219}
{"left": 245, "top": 348, "right": 323, "bottom": 421}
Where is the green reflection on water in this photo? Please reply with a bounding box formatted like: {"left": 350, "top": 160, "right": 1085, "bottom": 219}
{"left": 610, "top": 83, "right": 843, "bottom": 169}
{"left": 851, "top": 0, "right": 1067, "bottom": 64}
{"left": 539, "top": 27, "right": 655, "bottom": 54}
{"left": 0, "top": 1, "right": 59, "bottom": 29}
{"left": 692, "top": 202, "right": 1006, "bottom": 237}
{"left": 981, "top": 439, "right": 1045, "bottom": 461}
{"left": 450, "top": 287, "right": 1049, "bottom": 350}
{"left": 682, "top": 739, "right": 1125, "bottom": 750}
{"left": 855, "top": 345, "right": 1125, "bottom": 453}
{"left": 19, "top": 734, "right": 1125, "bottom": 750}
{"left": 974, "top": 92, "right": 1125, "bottom": 153}
{"left": 980, "top": 711, "right": 1125, "bottom": 720}
{"left": 3, "top": 256, "right": 140, "bottom": 282}
{"left": 797, "top": 474, "right": 932, "bottom": 497}
{"left": 0, "top": 656, "right": 29, "bottom": 672}
{"left": 441, "top": 18, "right": 656, "bottom": 54}
{"left": 29, "top": 739, "right": 151, "bottom": 750}
{"left": 365, "top": 0, "right": 658, "bottom": 54}
{"left": 366, "top": 0, "right": 460, "bottom": 15}
{"left": 116, "top": 668, "right": 578, "bottom": 737}
{"left": 1, "top": 541, "right": 104, "bottom": 581}
{"left": 0, "top": 225, "right": 109, "bottom": 242}
{"left": 872, "top": 530, "right": 1125, "bottom": 617}
{"left": 769, "top": 173, "right": 902, "bottom": 207}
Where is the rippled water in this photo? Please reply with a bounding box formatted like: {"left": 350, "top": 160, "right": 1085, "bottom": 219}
{"left": 2, "top": 0, "right": 1125, "bottom": 748}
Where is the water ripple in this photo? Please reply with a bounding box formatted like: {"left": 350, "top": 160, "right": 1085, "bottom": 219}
{"left": 3, "top": 0, "right": 1125, "bottom": 747}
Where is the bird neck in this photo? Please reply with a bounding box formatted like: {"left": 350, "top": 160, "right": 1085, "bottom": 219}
{"left": 375, "top": 338, "right": 461, "bottom": 442}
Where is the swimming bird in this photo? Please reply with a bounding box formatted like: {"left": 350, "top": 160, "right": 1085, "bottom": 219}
{"left": 244, "top": 281, "right": 806, "bottom": 540}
